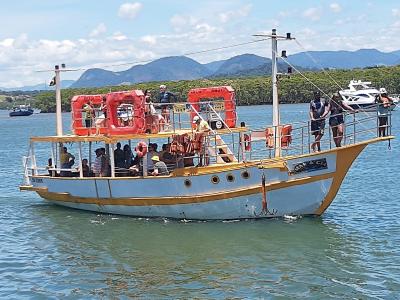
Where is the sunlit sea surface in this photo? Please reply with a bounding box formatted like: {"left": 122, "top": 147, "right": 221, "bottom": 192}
{"left": 0, "top": 105, "right": 399, "bottom": 298}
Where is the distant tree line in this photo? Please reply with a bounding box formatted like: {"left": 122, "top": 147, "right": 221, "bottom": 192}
{"left": 32, "top": 65, "right": 400, "bottom": 113}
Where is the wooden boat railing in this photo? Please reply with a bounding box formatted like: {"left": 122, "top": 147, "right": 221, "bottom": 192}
{"left": 22, "top": 103, "right": 392, "bottom": 183}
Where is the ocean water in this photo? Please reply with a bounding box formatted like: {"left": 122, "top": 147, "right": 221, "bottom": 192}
{"left": 0, "top": 105, "right": 399, "bottom": 299}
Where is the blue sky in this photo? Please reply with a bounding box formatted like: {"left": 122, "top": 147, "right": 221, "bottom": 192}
{"left": 0, "top": 0, "right": 399, "bottom": 87}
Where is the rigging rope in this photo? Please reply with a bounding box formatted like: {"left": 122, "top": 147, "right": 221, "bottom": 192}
{"left": 272, "top": 47, "right": 377, "bottom": 133}
{"left": 294, "top": 39, "right": 344, "bottom": 90}
{"left": 34, "top": 38, "right": 270, "bottom": 73}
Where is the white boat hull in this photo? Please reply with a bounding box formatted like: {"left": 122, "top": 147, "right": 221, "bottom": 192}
{"left": 48, "top": 178, "right": 332, "bottom": 219}
{"left": 22, "top": 141, "right": 379, "bottom": 220}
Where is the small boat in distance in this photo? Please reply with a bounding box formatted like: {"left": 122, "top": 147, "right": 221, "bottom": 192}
{"left": 9, "top": 104, "right": 34, "bottom": 117}
{"left": 339, "top": 80, "right": 398, "bottom": 111}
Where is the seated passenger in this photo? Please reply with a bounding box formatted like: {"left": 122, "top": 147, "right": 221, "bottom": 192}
{"left": 46, "top": 158, "right": 57, "bottom": 177}
{"left": 160, "top": 144, "right": 177, "bottom": 170}
{"left": 60, "top": 146, "right": 75, "bottom": 177}
{"left": 151, "top": 155, "right": 169, "bottom": 176}
{"left": 145, "top": 143, "right": 158, "bottom": 172}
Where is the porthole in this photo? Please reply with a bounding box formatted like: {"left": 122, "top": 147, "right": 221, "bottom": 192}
{"left": 184, "top": 179, "right": 192, "bottom": 188}
{"left": 241, "top": 171, "right": 250, "bottom": 179}
{"left": 211, "top": 175, "right": 220, "bottom": 184}
{"left": 226, "top": 173, "right": 235, "bottom": 182}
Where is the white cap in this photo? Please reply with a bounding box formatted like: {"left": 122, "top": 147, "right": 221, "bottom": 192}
{"left": 379, "top": 88, "right": 387, "bottom": 94}
{"left": 160, "top": 85, "right": 166, "bottom": 89}
{"left": 192, "top": 116, "right": 200, "bottom": 123}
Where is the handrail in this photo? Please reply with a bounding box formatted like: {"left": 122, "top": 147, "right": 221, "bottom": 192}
{"left": 206, "top": 103, "right": 233, "bottom": 133}
{"left": 24, "top": 104, "right": 392, "bottom": 180}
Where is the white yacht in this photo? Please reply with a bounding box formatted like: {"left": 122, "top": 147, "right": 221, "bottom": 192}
{"left": 339, "top": 80, "right": 398, "bottom": 111}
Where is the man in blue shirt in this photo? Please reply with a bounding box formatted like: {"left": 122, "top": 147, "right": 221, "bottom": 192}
{"left": 159, "top": 84, "right": 177, "bottom": 126}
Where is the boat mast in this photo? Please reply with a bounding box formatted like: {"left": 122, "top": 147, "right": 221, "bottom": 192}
{"left": 54, "top": 64, "right": 65, "bottom": 136}
{"left": 254, "top": 29, "right": 294, "bottom": 157}
{"left": 271, "top": 29, "right": 281, "bottom": 157}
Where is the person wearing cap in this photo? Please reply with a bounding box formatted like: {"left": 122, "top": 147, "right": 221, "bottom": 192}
{"left": 159, "top": 84, "right": 177, "bottom": 126}
{"left": 151, "top": 155, "right": 169, "bottom": 176}
{"left": 193, "top": 115, "right": 211, "bottom": 133}
{"left": 376, "top": 88, "right": 393, "bottom": 137}
{"left": 309, "top": 91, "right": 329, "bottom": 152}
{"left": 327, "top": 92, "right": 356, "bottom": 147}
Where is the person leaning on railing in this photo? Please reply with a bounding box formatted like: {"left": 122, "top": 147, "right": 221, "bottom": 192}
{"left": 376, "top": 88, "right": 393, "bottom": 137}
{"left": 326, "top": 92, "right": 356, "bottom": 148}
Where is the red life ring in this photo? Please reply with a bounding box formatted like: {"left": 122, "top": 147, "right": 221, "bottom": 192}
{"left": 244, "top": 134, "right": 251, "bottom": 151}
{"left": 135, "top": 141, "right": 148, "bottom": 158}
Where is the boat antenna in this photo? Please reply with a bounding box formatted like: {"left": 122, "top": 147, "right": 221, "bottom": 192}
{"left": 54, "top": 64, "right": 66, "bottom": 136}
{"left": 254, "top": 29, "right": 294, "bottom": 157}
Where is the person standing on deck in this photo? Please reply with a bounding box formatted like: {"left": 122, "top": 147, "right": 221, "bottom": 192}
{"left": 193, "top": 115, "right": 211, "bottom": 166}
{"left": 376, "top": 88, "right": 393, "bottom": 137}
{"left": 95, "top": 96, "right": 107, "bottom": 135}
{"left": 309, "top": 91, "right": 329, "bottom": 152}
{"left": 83, "top": 101, "right": 94, "bottom": 132}
{"left": 159, "top": 85, "right": 177, "bottom": 127}
{"left": 327, "top": 92, "right": 356, "bottom": 147}
{"left": 114, "top": 142, "right": 125, "bottom": 174}
{"left": 92, "top": 148, "right": 102, "bottom": 177}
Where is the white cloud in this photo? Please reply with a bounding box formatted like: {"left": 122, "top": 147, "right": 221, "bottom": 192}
{"left": 3, "top": 2, "right": 400, "bottom": 88}
{"left": 302, "top": 7, "right": 321, "bottom": 21}
{"left": 140, "top": 35, "right": 157, "bottom": 46}
{"left": 89, "top": 23, "right": 107, "bottom": 37}
{"left": 392, "top": 8, "right": 400, "bottom": 17}
{"left": 118, "top": 2, "right": 142, "bottom": 19}
{"left": 111, "top": 32, "right": 128, "bottom": 41}
{"left": 170, "top": 14, "right": 198, "bottom": 32}
{"left": 0, "top": 38, "right": 15, "bottom": 47}
{"left": 329, "top": 3, "right": 342, "bottom": 13}
{"left": 218, "top": 4, "right": 252, "bottom": 23}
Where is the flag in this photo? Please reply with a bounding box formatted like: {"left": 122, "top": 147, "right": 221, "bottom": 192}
{"left": 49, "top": 76, "right": 56, "bottom": 86}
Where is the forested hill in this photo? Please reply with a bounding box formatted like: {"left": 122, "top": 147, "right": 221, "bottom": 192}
{"left": 34, "top": 65, "right": 400, "bottom": 113}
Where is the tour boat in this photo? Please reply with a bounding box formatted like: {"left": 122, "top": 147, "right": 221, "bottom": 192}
{"left": 339, "top": 79, "right": 398, "bottom": 111}
{"left": 9, "top": 104, "right": 34, "bottom": 117}
{"left": 19, "top": 30, "right": 394, "bottom": 220}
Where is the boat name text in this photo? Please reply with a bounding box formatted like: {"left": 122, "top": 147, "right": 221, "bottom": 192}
{"left": 289, "top": 158, "right": 328, "bottom": 175}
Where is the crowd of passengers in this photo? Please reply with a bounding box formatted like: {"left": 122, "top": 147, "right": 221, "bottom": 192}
{"left": 48, "top": 142, "right": 195, "bottom": 178}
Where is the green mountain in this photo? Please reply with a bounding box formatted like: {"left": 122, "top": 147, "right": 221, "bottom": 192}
{"left": 71, "top": 56, "right": 210, "bottom": 88}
